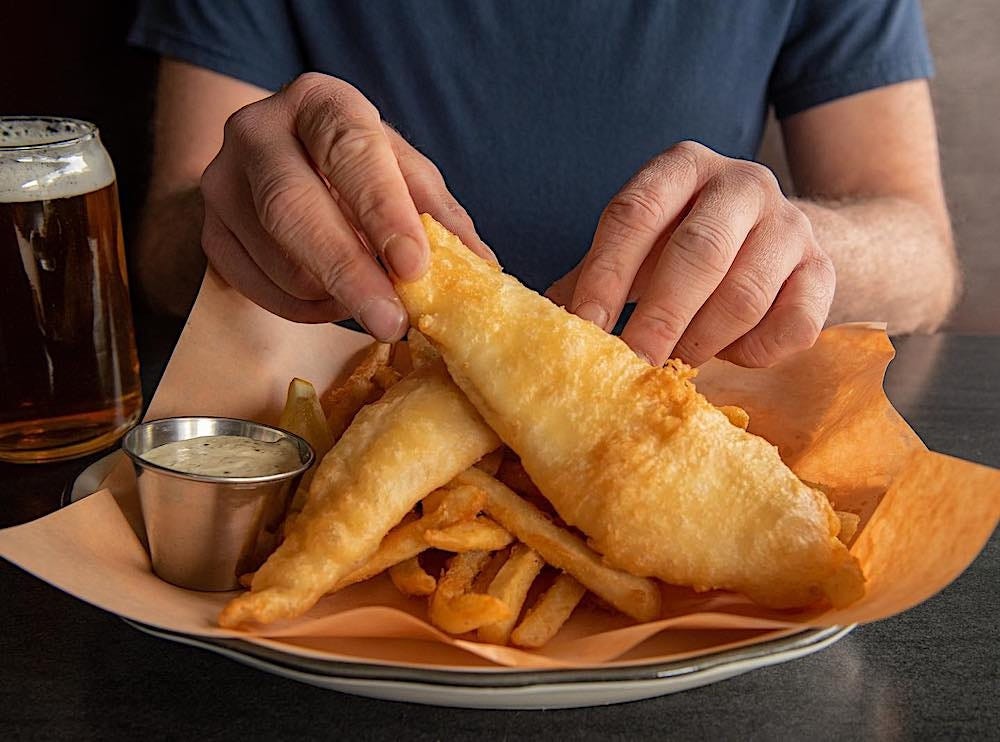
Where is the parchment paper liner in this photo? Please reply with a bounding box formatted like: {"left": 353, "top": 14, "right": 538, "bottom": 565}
{"left": 2, "top": 271, "right": 997, "bottom": 670}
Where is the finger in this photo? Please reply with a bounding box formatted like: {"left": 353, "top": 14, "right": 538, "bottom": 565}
{"left": 718, "top": 250, "right": 835, "bottom": 368}
{"left": 210, "top": 169, "right": 330, "bottom": 302}
{"left": 671, "top": 208, "right": 811, "bottom": 366}
{"left": 224, "top": 104, "right": 408, "bottom": 341}
{"left": 384, "top": 126, "right": 497, "bottom": 264}
{"left": 544, "top": 264, "right": 580, "bottom": 307}
{"left": 546, "top": 247, "right": 658, "bottom": 308}
{"left": 622, "top": 166, "right": 768, "bottom": 365}
{"left": 291, "top": 78, "right": 428, "bottom": 280}
{"left": 202, "top": 207, "right": 347, "bottom": 324}
{"left": 569, "top": 141, "right": 716, "bottom": 330}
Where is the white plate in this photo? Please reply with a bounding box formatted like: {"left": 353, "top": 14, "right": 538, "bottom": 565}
{"left": 124, "top": 620, "right": 853, "bottom": 709}
{"left": 77, "top": 452, "right": 852, "bottom": 709}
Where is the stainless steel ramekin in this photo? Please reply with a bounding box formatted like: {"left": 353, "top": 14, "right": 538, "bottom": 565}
{"left": 121, "top": 417, "right": 314, "bottom": 591}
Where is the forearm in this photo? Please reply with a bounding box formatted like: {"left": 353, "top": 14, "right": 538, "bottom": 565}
{"left": 795, "top": 197, "right": 959, "bottom": 333}
{"left": 135, "top": 186, "right": 207, "bottom": 317}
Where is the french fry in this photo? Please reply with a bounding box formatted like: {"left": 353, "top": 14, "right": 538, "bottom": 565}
{"left": 496, "top": 458, "right": 544, "bottom": 500}
{"left": 428, "top": 551, "right": 511, "bottom": 634}
{"left": 424, "top": 516, "right": 513, "bottom": 552}
{"left": 407, "top": 329, "right": 439, "bottom": 369}
{"left": 420, "top": 486, "right": 450, "bottom": 515}
{"left": 332, "top": 485, "right": 485, "bottom": 591}
{"left": 456, "top": 468, "right": 662, "bottom": 622}
{"left": 372, "top": 364, "right": 402, "bottom": 391}
{"left": 472, "top": 548, "right": 511, "bottom": 594}
{"left": 280, "top": 378, "right": 335, "bottom": 521}
{"left": 835, "top": 511, "right": 861, "bottom": 545}
{"left": 389, "top": 556, "right": 436, "bottom": 597}
{"left": 324, "top": 342, "right": 393, "bottom": 440}
{"left": 478, "top": 544, "right": 544, "bottom": 645}
{"left": 511, "top": 573, "right": 587, "bottom": 648}
{"left": 475, "top": 447, "right": 505, "bottom": 477}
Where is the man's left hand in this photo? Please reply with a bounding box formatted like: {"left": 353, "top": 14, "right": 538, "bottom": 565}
{"left": 546, "top": 140, "right": 835, "bottom": 367}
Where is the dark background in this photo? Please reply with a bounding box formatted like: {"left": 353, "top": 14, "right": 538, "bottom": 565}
{"left": 1, "top": 0, "right": 157, "bottom": 291}
{"left": 2, "top": 0, "right": 997, "bottom": 330}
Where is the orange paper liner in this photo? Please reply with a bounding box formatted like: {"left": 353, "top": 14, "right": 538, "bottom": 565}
{"left": 1, "top": 271, "right": 998, "bottom": 670}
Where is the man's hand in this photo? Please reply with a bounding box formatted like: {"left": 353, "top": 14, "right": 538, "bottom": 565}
{"left": 200, "top": 72, "right": 492, "bottom": 340}
{"left": 547, "top": 140, "right": 835, "bottom": 368}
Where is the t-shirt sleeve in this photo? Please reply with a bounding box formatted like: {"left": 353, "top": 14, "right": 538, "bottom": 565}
{"left": 128, "top": 0, "right": 304, "bottom": 92}
{"left": 769, "top": 0, "right": 933, "bottom": 119}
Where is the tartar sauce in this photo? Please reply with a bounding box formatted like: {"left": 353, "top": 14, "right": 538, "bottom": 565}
{"left": 141, "top": 435, "right": 300, "bottom": 477}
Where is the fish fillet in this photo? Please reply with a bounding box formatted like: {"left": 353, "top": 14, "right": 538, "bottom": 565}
{"left": 396, "top": 215, "right": 865, "bottom": 609}
{"left": 219, "top": 362, "right": 500, "bottom": 627}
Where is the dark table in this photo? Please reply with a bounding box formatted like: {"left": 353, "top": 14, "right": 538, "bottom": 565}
{"left": 2, "top": 325, "right": 997, "bottom": 740}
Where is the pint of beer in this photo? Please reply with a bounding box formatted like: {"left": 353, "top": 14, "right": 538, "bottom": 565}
{"left": 0, "top": 117, "right": 142, "bottom": 462}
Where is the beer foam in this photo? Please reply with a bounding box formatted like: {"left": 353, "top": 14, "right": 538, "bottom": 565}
{"left": 0, "top": 119, "right": 115, "bottom": 202}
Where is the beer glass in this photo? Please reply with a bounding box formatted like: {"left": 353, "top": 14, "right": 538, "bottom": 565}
{"left": 0, "top": 117, "right": 142, "bottom": 462}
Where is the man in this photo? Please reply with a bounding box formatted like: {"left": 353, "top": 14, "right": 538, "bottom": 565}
{"left": 130, "top": 0, "right": 957, "bottom": 368}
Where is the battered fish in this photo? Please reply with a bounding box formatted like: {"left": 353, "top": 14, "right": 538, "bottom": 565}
{"left": 219, "top": 362, "right": 500, "bottom": 627}
{"left": 396, "top": 215, "right": 864, "bottom": 609}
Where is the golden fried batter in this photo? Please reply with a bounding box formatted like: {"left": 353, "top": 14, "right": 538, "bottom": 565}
{"left": 396, "top": 215, "right": 864, "bottom": 609}
{"left": 219, "top": 362, "right": 500, "bottom": 627}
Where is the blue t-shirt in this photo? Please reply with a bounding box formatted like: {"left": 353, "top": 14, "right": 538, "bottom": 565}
{"left": 130, "top": 0, "right": 932, "bottom": 293}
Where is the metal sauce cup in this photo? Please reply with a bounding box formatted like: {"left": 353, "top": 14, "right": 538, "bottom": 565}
{"left": 122, "top": 417, "right": 314, "bottom": 591}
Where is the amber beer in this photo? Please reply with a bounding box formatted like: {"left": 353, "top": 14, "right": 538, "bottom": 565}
{"left": 0, "top": 118, "right": 141, "bottom": 462}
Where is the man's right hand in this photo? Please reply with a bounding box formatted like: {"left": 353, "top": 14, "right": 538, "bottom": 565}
{"left": 200, "top": 72, "right": 492, "bottom": 340}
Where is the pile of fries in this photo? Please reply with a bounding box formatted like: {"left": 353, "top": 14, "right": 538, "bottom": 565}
{"left": 268, "top": 341, "right": 660, "bottom": 649}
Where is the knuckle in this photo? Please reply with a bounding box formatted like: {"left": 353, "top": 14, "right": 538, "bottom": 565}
{"left": 715, "top": 270, "right": 773, "bottom": 328}
{"left": 289, "top": 71, "right": 334, "bottom": 94}
{"left": 742, "top": 302, "right": 824, "bottom": 367}
{"left": 603, "top": 187, "right": 667, "bottom": 233}
{"left": 223, "top": 105, "right": 261, "bottom": 144}
{"left": 322, "top": 127, "right": 385, "bottom": 177}
{"left": 731, "top": 160, "right": 779, "bottom": 193}
{"left": 653, "top": 141, "right": 702, "bottom": 182}
{"left": 199, "top": 161, "right": 221, "bottom": 202}
{"left": 733, "top": 334, "right": 777, "bottom": 368}
{"left": 584, "top": 249, "right": 631, "bottom": 287}
{"left": 314, "top": 252, "right": 362, "bottom": 299}
{"left": 670, "top": 140, "right": 708, "bottom": 163}
{"left": 396, "top": 146, "right": 436, "bottom": 179}
{"left": 286, "top": 73, "right": 366, "bottom": 119}
{"left": 778, "top": 303, "right": 824, "bottom": 351}
{"left": 809, "top": 250, "right": 837, "bottom": 294}
{"left": 436, "top": 195, "right": 472, "bottom": 226}
{"left": 634, "top": 299, "right": 689, "bottom": 346}
{"left": 776, "top": 204, "right": 812, "bottom": 237}
{"left": 352, "top": 186, "right": 394, "bottom": 229}
{"left": 671, "top": 215, "right": 737, "bottom": 275}
{"left": 254, "top": 175, "right": 310, "bottom": 240}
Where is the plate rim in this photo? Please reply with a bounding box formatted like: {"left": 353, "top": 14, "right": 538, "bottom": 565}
{"left": 124, "top": 619, "right": 853, "bottom": 688}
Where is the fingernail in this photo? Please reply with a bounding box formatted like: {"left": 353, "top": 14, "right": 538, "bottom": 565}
{"left": 477, "top": 241, "right": 499, "bottom": 264}
{"left": 574, "top": 300, "right": 609, "bottom": 329}
{"left": 357, "top": 296, "right": 406, "bottom": 341}
{"left": 635, "top": 349, "right": 657, "bottom": 366}
{"left": 382, "top": 234, "right": 428, "bottom": 281}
